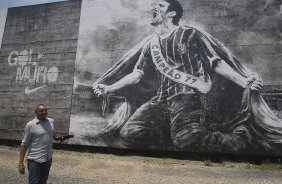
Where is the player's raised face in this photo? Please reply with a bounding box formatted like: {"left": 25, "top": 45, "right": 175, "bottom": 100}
{"left": 150, "top": 1, "right": 170, "bottom": 26}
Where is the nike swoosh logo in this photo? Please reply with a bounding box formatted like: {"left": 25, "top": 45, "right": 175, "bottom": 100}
{"left": 25, "top": 85, "right": 46, "bottom": 94}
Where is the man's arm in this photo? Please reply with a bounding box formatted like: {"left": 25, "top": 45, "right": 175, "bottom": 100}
{"left": 214, "top": 60, "right": 263, "bottom": 91}
{"left": 93, "top": 70, "right": 144, "bottom": 97}
{"left": 18, "top": 123, "right": 31, "bottom": 175}
{"left": 194, "top": 31, "right": 262, "bottom": 90}
{"left": 18, "top": 145, "right": 27, "bottom": 174}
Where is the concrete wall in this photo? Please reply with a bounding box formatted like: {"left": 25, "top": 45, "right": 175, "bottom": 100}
{"left": 0, "top": 0, "right": 81, "bottom": 140}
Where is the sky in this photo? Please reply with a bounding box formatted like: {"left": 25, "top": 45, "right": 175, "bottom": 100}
{"left": 0, "top": 0, "right": 66, "bottom": 8}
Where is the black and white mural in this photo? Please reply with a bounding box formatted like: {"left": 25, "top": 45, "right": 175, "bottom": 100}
{"left": 68, "top": 0, "right": 282, "bottom": 154}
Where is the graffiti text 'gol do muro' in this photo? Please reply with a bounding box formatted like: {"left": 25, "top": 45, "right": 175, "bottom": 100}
{"left": 8, "top": 49, "right": 58, "bottom": 84}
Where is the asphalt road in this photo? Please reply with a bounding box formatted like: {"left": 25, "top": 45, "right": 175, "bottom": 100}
{"left": 1, "top": 146, "right": 282, "bottom": 184}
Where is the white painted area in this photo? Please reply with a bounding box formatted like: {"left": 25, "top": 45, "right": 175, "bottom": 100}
{"left": 25, "top": 85, "right": 46, "bottom": 94}
{"left": 7, "top": 49, "right": 59, "bottom": 87}
{"left": 0, "top": 8, "right": 7, "bottom": 48}
{"left": 75, "top": 0, "right": 154, "bottom": 73}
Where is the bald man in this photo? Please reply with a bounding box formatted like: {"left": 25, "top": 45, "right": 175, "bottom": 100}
{"left": 18, "top": 104, "right": 57, "bottom": 184}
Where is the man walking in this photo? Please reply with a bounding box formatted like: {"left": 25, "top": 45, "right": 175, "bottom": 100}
{"left": 18, "top": 104, "right": 55, "bottom": 184}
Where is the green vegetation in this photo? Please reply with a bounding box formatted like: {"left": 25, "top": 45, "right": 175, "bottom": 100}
{"left": 255, "top": 161, "right": 282, "bottom": 171}
{"left": 204, "top": 160, "right": 213, "bottom": 166}
{"left": 202, "top": 159, "right": 282, "bottom": 171}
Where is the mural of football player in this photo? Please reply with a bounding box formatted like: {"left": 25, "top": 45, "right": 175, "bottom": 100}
{"left": 93, "top": 0, "right": 282, "bottom": 153}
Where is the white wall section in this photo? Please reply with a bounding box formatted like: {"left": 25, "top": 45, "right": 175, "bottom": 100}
{"left": 0, "top": 8, "right": 7, "bottom": 48}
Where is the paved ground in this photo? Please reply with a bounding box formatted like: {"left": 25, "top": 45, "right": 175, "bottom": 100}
{"left": 1, "top": 146, "right": 282, "bottom": 184}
